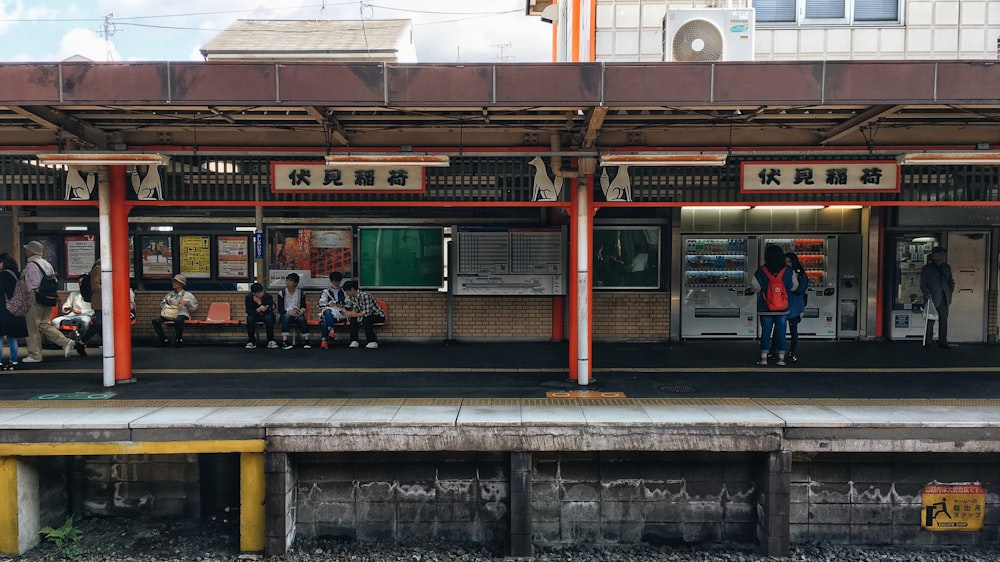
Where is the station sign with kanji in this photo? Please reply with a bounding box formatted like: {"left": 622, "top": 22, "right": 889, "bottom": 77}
{"left": 921, "top": 483, "right": 985, "bottom": 531}
{"left": 270, "top": 162, "right": 427, "bottom": 194}
{"left": 740, "top": 160, "right": 900, "bottom": 194}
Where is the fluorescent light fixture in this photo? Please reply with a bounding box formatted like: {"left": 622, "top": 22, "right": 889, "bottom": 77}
{"left": 897, "top": 152, "right": 1000, "bottom": 166}
{"left": 753, "top": 205, "right": 825, "bottom": 210}
{"left": 325, "top": 154, "right": 450, "bottom": 167}
{"left": 683, "top": 205, "right": 751, "bottom": 210}
{"left": 63, "top": 226, "right": 88, "bottom": 231}
{"left": 912, "top": 237, "right": 937, "bottom": 243}
{"left": 35, "top": 153, "right": 167, "bottom": 167}
{"left": 600, "top": 153, "right": 728, "bottom": 167}
{"left": 151, "top": 226, "right": 173, "bottom": 232}
{"left": 827, "top": 205, "right": 863, "bottom": 210}
{"left": 234, "top": 226, "right": 257, "bottom": 232}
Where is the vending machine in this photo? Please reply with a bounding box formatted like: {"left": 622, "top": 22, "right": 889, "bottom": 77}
{"left": 761, "top": 236, "right": 839, "bottom": 338}
{"left": 681, "top": 236, "right": 759, "bottom": 338}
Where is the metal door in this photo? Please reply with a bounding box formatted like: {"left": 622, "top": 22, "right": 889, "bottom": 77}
{"left": 946, "top": 232, "right": 988, "bottom": 343}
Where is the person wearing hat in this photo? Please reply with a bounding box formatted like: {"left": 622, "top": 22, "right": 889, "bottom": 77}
{"left": 920, "top": 246, "right": 956, "bottom": 349}
{"left": 21, "top": 240, "right": 76, "bottom": 363}
{"left": 150, "top": 274, "right": 199, "bottom": 347}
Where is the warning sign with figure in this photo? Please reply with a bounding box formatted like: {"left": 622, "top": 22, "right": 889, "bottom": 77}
{"left": 921, "top": 483, "right": 985, "bottom": 531}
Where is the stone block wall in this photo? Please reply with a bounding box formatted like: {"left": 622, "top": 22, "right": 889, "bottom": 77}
{"left": 82, "top": 454, "right": 200, "bottom": 517}
{"left": 293, "top": 452, "right": 510, "bottom": 545}
{"left": 791, "top": 453, "right": 1000, "bottom": 545}
{"left": 531, "top": 452, "right": 758, "bottom": 546}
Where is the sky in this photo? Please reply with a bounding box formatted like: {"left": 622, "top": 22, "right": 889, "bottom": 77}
{"left": 0, "top": 0, "right": 553, "bottom": 63}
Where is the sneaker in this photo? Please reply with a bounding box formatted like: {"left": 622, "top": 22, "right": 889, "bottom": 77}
{"left": 175, "top": 339, "right": 184, "bottom": 348}
{"left": 787, "top": 352, "right": 798, "bottom": 363}
{"left": 76, "top": 342, "right": 87, "bottom": 357}
{"left": 63, "top": 340, "right": 74, "bottom": 357}
{"left": 320, "top": 340, "right": 329, "bottom": 349}
{"left": 365, "top": 342, "right": 379, "bottom": 349}
{"left": 328, "top": 330, "right": 336, "bottom": 340}
{"left": 776, "top": 359, "right": 786, "bottom": 366}
{"left": 245, "top": 342, "right": 257, "bottom": 349}
{"left": 267, "top": 341, "right": 279, "bottom": 349}
{"left": 349, "top": 341, "right": 360, "bottom": 348}
{"left": 302, "top": 343, "right": 312, "bottom": 349}
{"left": 282, "top": 342, "right": 293, "bottom": 350}
{"left": 22, "top": 357, "right": 42, "bottom": 363}
{"left": 160, "top": 339, "right": 171, "bottom": 347}
{"left": 757, "top": 358, "right": 768, "bottom": 366}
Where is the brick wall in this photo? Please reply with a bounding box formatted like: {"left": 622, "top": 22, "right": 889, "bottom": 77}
{"left": 791, "top": 453, "right": 1000, "bottom": 545}
{"left": 125, "top": 291, "right": 671, "bottom": 343}
{"left": 82, "top": 454, "right": 200, "bottom": 517}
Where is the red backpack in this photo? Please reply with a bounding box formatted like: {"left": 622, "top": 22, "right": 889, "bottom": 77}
{"left": 762, "top": 266, "right": 789, "bottom": 312}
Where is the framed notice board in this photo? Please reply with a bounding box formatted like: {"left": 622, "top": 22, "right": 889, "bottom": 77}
{"left": 453, "top": 226, "right": 566, "bottom": 295}
{"left": 358, "top": 227, "right": 444, "bottom": 289}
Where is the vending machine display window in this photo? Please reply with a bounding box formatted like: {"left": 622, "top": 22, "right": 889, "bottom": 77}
{"left": 594, "top": 227, "right": 660, "bottom": 289}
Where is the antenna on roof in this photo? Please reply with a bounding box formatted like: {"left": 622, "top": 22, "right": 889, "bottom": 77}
{"left": 492, "top": 42, "right": 513, "bottom": 63}
{"left": 320, "top": 1, "right": 327, "bottom": 16}
{"left": 99, "top": 12, "right": 119, "bottom": 62}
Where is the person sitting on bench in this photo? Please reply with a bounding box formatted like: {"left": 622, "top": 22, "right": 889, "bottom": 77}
{"left": 318, "top": 271, "right": 347, "bottom": 349}
{"left": 151, "top": 274, "right": 198, "bottom": 347}
{"left": 245, "top": 282, "right": 277, "bottom": 350}
{"left": 277, "top": 272, "right": 311, "bottom": 350}
{"left": 51, "top": 274, "right": 92, "bottom": 356}
{"left": 342, "top": 280, "right": 385, "bottom": 350}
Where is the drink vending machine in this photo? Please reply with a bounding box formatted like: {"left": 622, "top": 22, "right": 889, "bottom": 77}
{"left": 762, "top": 236, "right": 838, "bottom": 338}
{"left": 681, "top": 236, "right": 759, "bottom": 338}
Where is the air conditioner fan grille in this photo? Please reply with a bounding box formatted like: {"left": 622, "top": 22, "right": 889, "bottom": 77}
{"left": 672, "top": 19, "right": 725, "bottom": 62}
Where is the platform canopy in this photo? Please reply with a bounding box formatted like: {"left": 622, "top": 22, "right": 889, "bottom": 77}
{"left": 0, "top": 60, "right": 997, "bottom": 153}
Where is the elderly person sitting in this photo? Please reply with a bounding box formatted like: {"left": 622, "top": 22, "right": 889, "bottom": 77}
{"left": 150, "top": 274, "right": 198, "bottom": 347}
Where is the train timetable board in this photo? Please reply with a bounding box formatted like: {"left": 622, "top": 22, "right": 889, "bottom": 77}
{"left": 454, "top": 226, "right": 566, "bottom": 295}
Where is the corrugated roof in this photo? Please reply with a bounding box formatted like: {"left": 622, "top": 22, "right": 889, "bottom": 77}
{"left": 200, "top": 19, "right": 412, "bottom": 58}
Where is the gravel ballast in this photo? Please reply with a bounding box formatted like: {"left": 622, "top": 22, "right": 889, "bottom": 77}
{"left": 2, "top": 517, "right": 999, "bottom": 561}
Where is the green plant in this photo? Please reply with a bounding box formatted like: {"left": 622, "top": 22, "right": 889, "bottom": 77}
{"left": 40, "top": 516, "right": 84, "bottom": 558}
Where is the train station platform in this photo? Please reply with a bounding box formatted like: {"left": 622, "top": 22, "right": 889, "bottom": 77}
{"left": 1, "top": 340, "right": 999, "bottom": 557}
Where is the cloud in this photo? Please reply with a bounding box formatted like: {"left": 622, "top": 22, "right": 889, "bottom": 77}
{"left": 56, "top": 28, "right": 121, "bottom": 62}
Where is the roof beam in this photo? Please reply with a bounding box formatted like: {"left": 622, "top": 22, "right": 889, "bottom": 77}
{"left": 304, "top": 106, "right": 349, "bottom": 146}
{"left": 10, "top": 105, "right": 109, "bottom": 149}
{"left": 819, "top": 104, "right": 900, "bottom": 145}
{"left": 580, "top": 106, "right": 608, "bottom": 150}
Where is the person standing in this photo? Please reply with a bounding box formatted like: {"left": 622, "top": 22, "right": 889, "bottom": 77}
{"left": 318, "top": 271, "right": 347, "bottom": 349}
{"left": 921, "top": 246, "right": 956, "bottom": 348}
{"left": 751, "top": 244, "right": 797, "bottom": 366}
{"left": 245, "top": 282, "right": 277, "bottom": 349}
{"left": 0, "top": 253, "right": 28, "bottom": 370}
{"left": 150, "top": 274, "right": 198, "bottom": 347}
{"left": 783, "top": 252, "right": 809, "bottom": 363}
{"left": 342, "top": 280, "right": 385, "bottom": 349}
{"left": 22, "top": 240, "right": 74, "bottom": 363}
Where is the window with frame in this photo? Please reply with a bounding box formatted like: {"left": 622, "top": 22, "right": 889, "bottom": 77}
{"left": 755, "top": 0, "right": 899, "bottom": 24}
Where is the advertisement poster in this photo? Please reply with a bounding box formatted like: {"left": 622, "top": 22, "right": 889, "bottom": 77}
{"left": 268, "top": 227, "right": 353, "bottom": 289}
{"left": 140, "top": 235, "right": 173, "bottom": 279}
{"left": 65, "top": 235, "right": 97, "bottom": 276}
{"left": 218, "top": 235, "right": 250, "bottom": 279}
{"left": 129, "top": 236, "right": 135, "bottom": 278}
{"left": 179, "top": 235, "right": 211, "bottom": 279}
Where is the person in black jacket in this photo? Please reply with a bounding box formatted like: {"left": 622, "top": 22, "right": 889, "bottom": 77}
{"left": 244, "top": 282, "right": 277, "bottom": 349}
{"left": 0, "top": 253, "right": 29, "bottom": 370}
{"left": 920, "top": 246, "right": 956, "bottom": 348}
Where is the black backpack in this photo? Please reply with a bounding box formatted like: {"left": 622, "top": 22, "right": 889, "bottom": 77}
{"left": 32, "top": 262, "right": 59, "bottom": 306}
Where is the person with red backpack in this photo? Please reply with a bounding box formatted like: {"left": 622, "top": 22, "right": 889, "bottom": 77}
{"left": 752, "top": 244, "right": 798, "bottom": 366}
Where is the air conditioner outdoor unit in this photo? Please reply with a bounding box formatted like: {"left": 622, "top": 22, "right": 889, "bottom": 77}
{"left": 663, "top": 8, "right": 755, "bottom": 62}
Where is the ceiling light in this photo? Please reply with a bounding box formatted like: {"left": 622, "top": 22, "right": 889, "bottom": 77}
{"left": 325, "top": 154, "right": 450, "bottom": 167}
{"left": 151, "top": 226, "right": 173, "bottom": 232}
{"left": 234, "top": 226, "right": 257, "bottom": 232}
{"left": 63, "top": 226, "right": 88, "bottom": 231}
{"left": 752, "top": 205, "right": 825, "bottom": 210}
{"left": 897, "top": 152, "right": 1000, "bottom": 166}
{"left": 35, "top": 153, "right": 167, "bottom": 167}
{"left": 827, "top": 205, "right": 863, "bottom": 210}
{"left": 600, "top": 153, "right": 728, "bottom": 167}
{"left": 683, "top": 206, "right": 751, "bottom": 210}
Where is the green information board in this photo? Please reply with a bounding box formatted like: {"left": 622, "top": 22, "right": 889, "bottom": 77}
{"left": 359, "top": 227, "right": 444, "bottom": 288}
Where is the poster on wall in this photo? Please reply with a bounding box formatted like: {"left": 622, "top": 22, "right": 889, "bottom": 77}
{"left": 179, "top": 235, "right": 212, "bottom": 279}
{"left": 218, "top": 235, "right": 250, "bottom": 279}
{"left": 593, "top": 227, "right": 661, "bottom": 289}
{"left": 358, "top": 227, "right": 444, "bottom": 289}
{"left": 65, "top": 235, "right": 97, "bottom": 276}
{"left": 267, "top": 227, "right": 353, "bottom": 289}
{"left": 452, "top": 226, "right": 566, "bottom": 295}
{"left": 129, "top": 236, "right": 135, "bottom": 279}
{"left": 140, "top": 235, "right": 173, "bottom": 279}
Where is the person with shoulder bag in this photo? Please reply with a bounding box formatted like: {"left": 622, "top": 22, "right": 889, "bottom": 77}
{"left": 21, "top": 241, "right": 75, "bottom": 363}
{"left": 150, "top": 274, "right": 198, "bottom": 347}
{"left": 0, "top": 253, "right": 29, "bottom": 371}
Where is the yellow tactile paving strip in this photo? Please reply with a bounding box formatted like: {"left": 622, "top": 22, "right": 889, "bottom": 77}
{"left": 2, "top": 397, "right": 1000, "bottom": 409}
